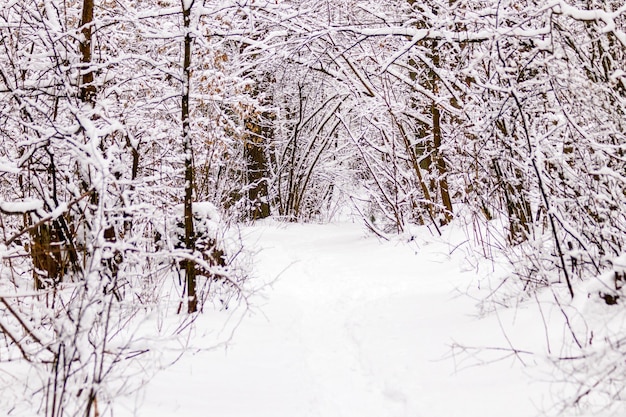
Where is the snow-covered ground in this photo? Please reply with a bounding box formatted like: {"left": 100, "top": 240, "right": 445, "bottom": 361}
{"left": 117, "top": 220, "right": 578, "bottom": 417}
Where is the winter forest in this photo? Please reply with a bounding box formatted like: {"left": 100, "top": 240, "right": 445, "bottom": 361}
{"left": 0, "top": 0, "right": 625, "bottom": 415}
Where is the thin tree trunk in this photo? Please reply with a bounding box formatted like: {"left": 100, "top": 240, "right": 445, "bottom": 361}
{"left": 243, "top": 84, "right": 272, "bottom": 219}
{"left": 79, "top": 0, "right": 96, "bottom": 103}
{"left": 182, "top": 0, "right": 197, "bottom": 313}
{"left": 429, "top": 43, "right": 453, "bottom": 225}
{"left": 244, "top": 130, "right": 271, "bottom": 219}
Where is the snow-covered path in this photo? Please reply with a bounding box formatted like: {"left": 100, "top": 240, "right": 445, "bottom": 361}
{"left": 120, "top": 222, "right": 546, "bottom": 417}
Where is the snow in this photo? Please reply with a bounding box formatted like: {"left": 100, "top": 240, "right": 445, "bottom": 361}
{"left": 0, "top": 162, "right": 20, "bottom": 174}
{"left": 166, "top": 201, "right": 222, "bottom": 250}
{"left": 0, "top": 199, "right": 43, "bottom": 214}
{"left": 116, "top": 220, "right": 581, "bottom": 417}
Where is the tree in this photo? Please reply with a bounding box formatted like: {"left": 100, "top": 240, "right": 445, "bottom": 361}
{"left": 0, "top": 1, "right": 244, "bottom": 415}
{"left": 182, "top": 0, "right": 197, "bottom": 313}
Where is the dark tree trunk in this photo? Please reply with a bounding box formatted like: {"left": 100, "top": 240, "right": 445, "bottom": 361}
{"left": 182, "top": 0, "right": 197, "bottom": 313}
{"left": 429, "top": 43, "right": 453, "bottom": 225}
{"left": 244, "top": 112, "right": 271, "bottom": 220}
{"left": 79, "top": 0, "right": 96, "bottom": 103}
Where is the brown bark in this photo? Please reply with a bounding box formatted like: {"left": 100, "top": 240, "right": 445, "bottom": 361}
{"left": 242, "top": 71, "right": 272, "bottom": 220}
{"left": 182, "top": 0, "right": 196, "bottom": 313}
{"left": 429, "top": 44, "right": 453, "bottom": 225}
{"left": 244, "top": 128, "right": 271, "bottom": 219}
{"left": 408, "top": 38, "right": 453, "bottom": 226}
{"left": 79, "top": 0, "right": 96, "bottom": 103}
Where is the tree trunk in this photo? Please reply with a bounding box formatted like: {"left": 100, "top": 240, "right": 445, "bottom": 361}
{"left": 429, "top": 42, "right": 453, "bottom": 225}
{"left": 408, "top": 37, "right": 453, "bottom": 226}
{"left": 243, "top": 92, "right": 272, "bottom": 219}
{"left": 79, "top": 0, "right": 96, "bottom": 103}
{"left": 182, "top": 0, "right": 197, "bottom": 313}
{"left": 244, "top": 129, "right": 271, "bottom": 219}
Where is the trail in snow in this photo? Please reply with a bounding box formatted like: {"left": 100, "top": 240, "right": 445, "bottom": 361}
{"left": 120, "top": 221, "right": 555, "bottom": 417}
